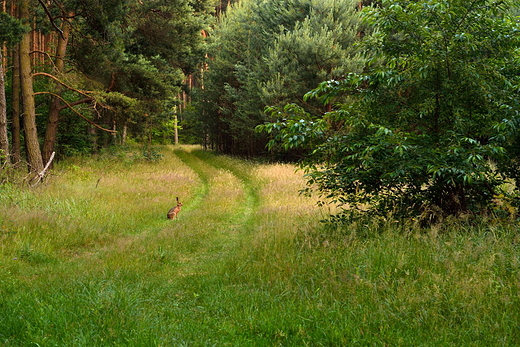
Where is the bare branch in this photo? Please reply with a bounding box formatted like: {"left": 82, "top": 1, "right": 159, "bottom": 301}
{"left": 30, "top": 50, "right": 55, "bottom": 59}
{"left": 32, "top": 71, "right": 88, "bottom": 91}
{"left": 37, "top": 0, "right": 65, "bottom": 40}
{"left": 34, "top": 92, "right": 117, "bottom": 133}
{"left": 31, "top": 151, "right": 55, "bottom": 186}
{"left": 33, "top": 72, "right": 94, "bottom": 99}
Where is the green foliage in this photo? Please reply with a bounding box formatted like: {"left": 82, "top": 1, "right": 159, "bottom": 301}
{"left": 0, "top": 12, "right": 26, "bottom": 45}
{"left": 66, "top": 0, "right": 214, "bottom": 147}
{"left": 261, "top": 2, "right": 365, "bottom": 105}
{"left": 260, "top": 0, "right": 520, "bottom": 220}
{"left": 177, "top": 104, "right": 204, "bottom": 145}
{"left": 96, "top": 91, "right": 138, "bottom": 111}
{"left": 197, "top": 0, "right": 364, "bottom": 155}
{"left": 126, "top": 0, "right": 213, "bottom": 75}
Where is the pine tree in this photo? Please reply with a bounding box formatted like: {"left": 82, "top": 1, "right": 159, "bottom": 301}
{"left": 197, "top": 0, "right": 364, "bottom": 156}
{"left": 0, "top": 11, "right": 24, "bottom": 165}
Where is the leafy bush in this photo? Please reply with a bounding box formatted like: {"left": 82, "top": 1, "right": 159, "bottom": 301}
{"left": 259, "top": 0, "right": 520, "bottom": 221}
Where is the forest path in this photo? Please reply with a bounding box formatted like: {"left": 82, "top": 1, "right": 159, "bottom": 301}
{"left": 0, "top": 145, "right": 333, "bottom": 346}
{"left": 159, "top": 146, "right": 262, "bottom": 276}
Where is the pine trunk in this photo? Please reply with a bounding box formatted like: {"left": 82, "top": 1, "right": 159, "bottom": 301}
{"left": 19, "top": 0, "right": 43, "bottom": 173}
{"left": 0, "top": 48, "right": 9, "bottom": 164}
{"left": 11, "top": 43, "right": 21, "bottom": 166}
{"left": 42, "top": 15, "right": 72, "bottom": 164}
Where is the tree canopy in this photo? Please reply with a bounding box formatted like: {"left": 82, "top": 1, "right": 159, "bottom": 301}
{"left": 3, "top": 0, "right": 520, "bottom": 223}
{"left": 1, "top": 0, "right": 215, "bottom": 175}
{"left": 196, "top": 0, "right": 364, "bottom": 156}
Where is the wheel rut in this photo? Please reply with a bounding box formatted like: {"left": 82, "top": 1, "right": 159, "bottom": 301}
{"left": 165, "top": 146, "right": 261, "bottom": 274}
{"left": 170, "top": 147, "right": 211, "bottom": 213}
{"left": 189, "top": 148, "right": 260, "bottom": 229}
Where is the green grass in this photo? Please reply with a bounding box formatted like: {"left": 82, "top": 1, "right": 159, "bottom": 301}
{"left": 1, "top": 145, "right": 520, "bottom": 346}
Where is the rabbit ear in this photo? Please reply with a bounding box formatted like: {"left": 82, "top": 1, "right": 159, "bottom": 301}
{"left": 176, "top": 197, "right": 179, "bottom": 202}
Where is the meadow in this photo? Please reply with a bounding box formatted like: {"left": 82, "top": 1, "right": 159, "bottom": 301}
{"left": 1, "top": 145, "right": 519, "bottom": 346}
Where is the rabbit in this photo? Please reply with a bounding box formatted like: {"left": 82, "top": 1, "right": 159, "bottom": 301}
{"left": 167, "top": 197, "right": 183, "bottom": 219}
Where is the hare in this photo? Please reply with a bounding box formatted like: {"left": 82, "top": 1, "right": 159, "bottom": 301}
{"left": 167, "top": 197, "right": 183, "bottom": 219}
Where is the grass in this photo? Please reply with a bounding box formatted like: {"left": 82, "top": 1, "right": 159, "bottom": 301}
{"left": 1, "top": 145, "right": 520, "bottom": 346}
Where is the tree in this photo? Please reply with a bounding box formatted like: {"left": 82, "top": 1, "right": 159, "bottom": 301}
{"left": 3, "top": 0, "right": 215, "bottom": 169}
{"left": 41, "top": 9, "right": 73, "bottom": 164}
{"left": 19, "top": 0, "right": 44, "bottom": 174}
{"left": 0, "top": 11, "right": 25, "bottom": 165}
{"left": 68, "top": 0, "right": 214, "bottom": 150}
{"left": 260, "top": 0, "right": 520, "bottom": 220}
{"left": 198, "top": 0, "right": 364, "bottom": 156}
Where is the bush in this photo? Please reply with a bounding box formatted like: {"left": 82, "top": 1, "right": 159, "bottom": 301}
{"left": 259, "top": 0, "right": 520, "bottom": 221}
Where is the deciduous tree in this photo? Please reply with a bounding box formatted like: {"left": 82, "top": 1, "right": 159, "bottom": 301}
{"left": 260, "top": 0, "right": 520, "bottom": 220}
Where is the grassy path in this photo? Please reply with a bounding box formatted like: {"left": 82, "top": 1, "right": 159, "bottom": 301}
{"left": 163, "top": 146, "right": 260, "bottom": 275}
{"left": 189, "top": 148, "right": 260, "bottom": 227}
{"left": 172, "top": 146, "right": 259, "bottom": 228}
{"left": 1, "top": 145, "right": 303, "bottom": 345}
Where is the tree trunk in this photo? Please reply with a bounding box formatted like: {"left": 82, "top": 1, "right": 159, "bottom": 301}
{"left": 121, "top": 123, "right": 127, "bottom": 145}
{"left": 112, "top": 120, "right": 117, "bottom": 144}
{"left": 20, "top": 0, "right": 43, "bottom": 173}
{"left": 89, "top": 125, "right": 98, "bottom": 153}
{"left": 174, "top": 114, "right": 179, "bottom": 145}
{"left": 42, "top": 14, "right": 72, "bottom": 164}
{"left": 0, "top": 48, "right": 9, "bottom": 165}
{"left": 11, "top": 43, "right": 21, "bottom": 166}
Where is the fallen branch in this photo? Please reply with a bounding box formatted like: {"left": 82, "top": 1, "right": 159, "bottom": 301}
{"left": 31, "top": 151, "right": 55, "bottom": 186}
